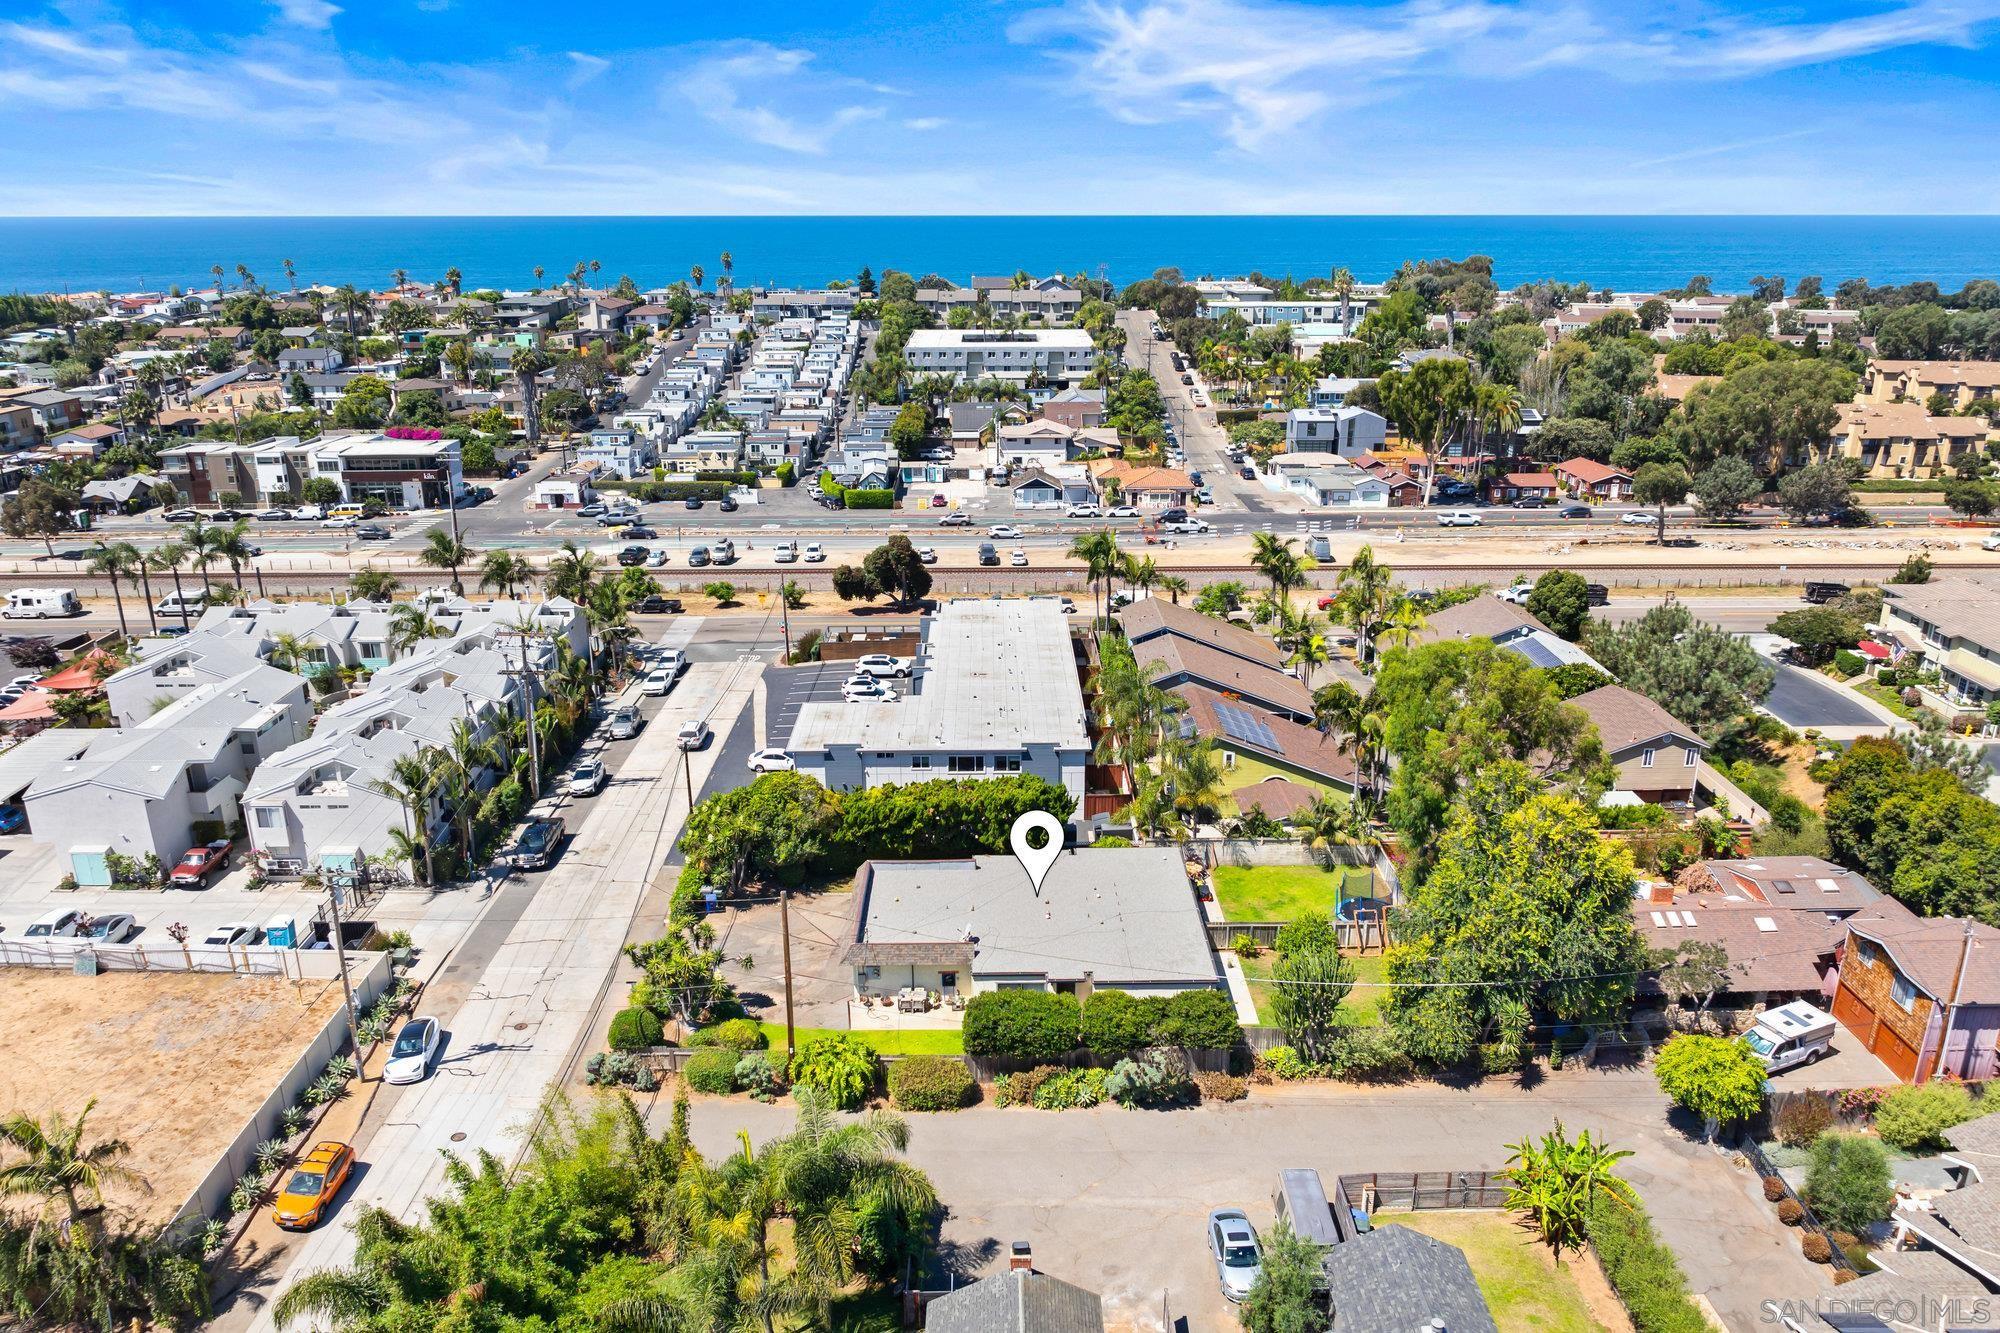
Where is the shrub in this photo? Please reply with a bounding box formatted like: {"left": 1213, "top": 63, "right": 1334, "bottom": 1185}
{"left": 1832, "top": 649, "right": 1865, "bottom": 678}
{"left": 1805, "top": 1133, "right": 1895, "bottom": 1236}
{"left": 1031, "top": 1068, "right": 1108, "bottom": 1110}
{"left": 1833, "top": 1270, "right": 1858, "bottom": 1286}
{"left": 1106, "top": 1048, "right": 1193, "bottom": 1108}
{"left": 1079, "top": 989, "right": 1166, "bottom": 1057}
{"left": 1194, "top": 1071, "right": 1247, "bottom": 1103}
{"left": 1587, "top": 1193, "right": 1713, "bottom": 1333}
{"left": 683, "top": 1047, "right": 740, "bottom": 1095}
{"left": 1873, "top": 1083, "right": 1976, "bottom": 1151}
{"left": 962, "top": 990, "right": 1079, "bottom": 1061}
{"left": 1274, "top": 912, "right": 1336, "bottom": 958}
{"left": 1802, "top": 1232, "right": 1832, "bottom": 1264}
{"left": 1155, "top": 989, "right": 1243, "bottom": 1050}
{"left": 842, "top": 488, "right": 895, "bottom": 509}
{"left": 787, "top": 1033, "right": 878, "bottom": 1110}
{"left": 1264, "top": 1046, "right": 1316, "bottom": 1081}
{"left": 1762, "top": 1176, "right": 1787, "bottom": 1202}
{"left": 887, "top": 1055, "right": 975, "bottom": 1112}
{"left": 688, "top": 1018, "right": 767, "bottom": 1052}
{"left": 733, "top": 1052, "right": 782, "bottom": 1100}
{"left": 1773, "top": 1096, "right": 1835, "bottom": 1148}
{"left": 995, "top": 1065, "right": 1064, "bottom": 1108}
{"left": 1232, "top": 933, "right": 1264, "bottom": 958}
{"left": 607, "top": 1006, "right": 664, "bottom": 1051}
{"left": 1776, "top": 1199, "right": 1804, "bottom": 1225}
{"left": 1321, "top": 1027, "right": 1413, "bottom": 1082}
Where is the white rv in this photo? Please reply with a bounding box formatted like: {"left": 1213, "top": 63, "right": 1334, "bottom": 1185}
{"left": 3, "top": 587, "right": 81, "bottom": 619}
{"left": 1746, "top": 1000, "right": 1837, "bottom": 1074}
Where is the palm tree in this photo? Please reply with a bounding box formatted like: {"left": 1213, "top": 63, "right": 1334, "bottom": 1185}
{"left": 417, "top": 526, "right": 475, "bottom": 596}
{"left": 177, "top": 519, "right": 226, "bottom": 597}
{"left": 283, "top": 257, "right": 298, "bottom": 294}
{"left": 350, "top": 565, "right": 402, "bottom": 603}
{"left": 369, "top": 751, "right": 439, "bottom": 886}
{"left": 1330, "top": 265, "right": 1356, "bottom": 333}
{"left": 0, "top": 1098, "right": 145, "bottom": 1231}
{"left": 1335, "top": 544, "right": 1396, "bottom": 667}
{"left": 1121, "top": 553, "right": 1160, "bottom": 601}
{"left": 1165, "top": 742, "right": 1226, "bottom": 830}
{"left": 1296, "top": 794, "right": 1363, "bottom": 869}
{"left": 147, "top": 542, "right": 192, "bottom": 631}
{"left": 391, "top": 266, "right": 408, "bottom": 294}
{"left": 1158, "top": 574, "right": 1190, "bottom": 605}
{"left": 387, "top": 603, "right": 443, "bottom": 657}
{"left": 333, "top": 284, "right": 365, "bottom": 339}
{"left": 544, "top": 540, "right": 599, "bottom": 603}
{"left": 210, "top": 262, "right": 224, "bottom": 294}
{"left": 1290, "top": 627, "right": 1330, "bottom": 685}
{"left": 211, "top": 519, "right": 257, "bottom": 596}
{"left": 1376, "top": 599, "right": 1428, "bottom": 655}
{"left": 719, "top": 250, "right": 733, "bottom": 293}
{"left": 86, "top": 540, "right": 136, "bottom": 639}
{"left": 444, "top": 265, "right": 462, "bottom": 297}
{"left": 268, "top": 632, "right": 312, "bottom": 674}
{"left": 690, "top": 264, "right": 705, "bottom": 290}
{"left": 512, "top": 346, "right": 550, "bottom": 453}
{"left": 440, "top": 717, "right": 496, "bottom": 861}
{"left": 1066, "top": 529, "right": 1120, "bottom": 625}
{"left": 1249, "top": 532, "right": 1310, "bottom": 610}
{"left": 478, "top": 550, "right": 531, "bottom": 599}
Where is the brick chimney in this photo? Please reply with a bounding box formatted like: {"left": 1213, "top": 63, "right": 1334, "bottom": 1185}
{"left": 1009, "top": 1241, "right": 1034, "bottom": 1273}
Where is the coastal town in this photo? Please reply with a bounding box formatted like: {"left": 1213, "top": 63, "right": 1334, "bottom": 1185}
{"left": 10, "top": 254, "right": 2000, "bottom": 1333}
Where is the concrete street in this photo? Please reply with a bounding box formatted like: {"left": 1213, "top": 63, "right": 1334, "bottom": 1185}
{"left": 675, "top": 1068, "right": 1839, "bottom": 1333}
{"left": 220, "top": 646, "right": 760, "bottom": 1330}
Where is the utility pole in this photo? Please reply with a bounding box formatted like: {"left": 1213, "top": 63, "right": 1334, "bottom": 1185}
{"left": 780, "top": 887, "right": 797, "bottom": 1060}
{"left": 513, "top": 629, "right": 542, "bottom": 798}
{"left": 1938, "top": 920, "right": 1978, "bottom": 1082}
{"left": 325, "top": 870, "right": 367, "bottom": 1078}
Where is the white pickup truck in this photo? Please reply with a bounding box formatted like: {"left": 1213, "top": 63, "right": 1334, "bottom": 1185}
{"left": 1162, "top": 517, "right": 1212, "bottom": 535}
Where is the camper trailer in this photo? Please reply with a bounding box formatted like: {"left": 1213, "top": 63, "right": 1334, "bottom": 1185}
{"left": 3, "top": 588, "right": 81, "bottom": 619}
{"left": 1746, "top": 1000, "right": 1837, "bottom": 1074}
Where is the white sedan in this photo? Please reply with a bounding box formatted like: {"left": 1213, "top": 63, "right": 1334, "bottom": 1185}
{"left": 565, "top": 757, "right": 606, "bottom": 797}
{"left": 988, "top": 524, "right": 1024, "bottom": 539}
{"left": 1620, "top": 510, "right": 1656, "bottom": 526}
{"left": 383, "top": 1016, "right": 442, "bottom": 1085}
{"left": 803, "top": 543, "right": 826, "bottom": 562}
{"left": 842, "top": 679, "right": 899, "bottom": 703}
{"left": 748, "top": 749, "right": 796, "bottom": 774}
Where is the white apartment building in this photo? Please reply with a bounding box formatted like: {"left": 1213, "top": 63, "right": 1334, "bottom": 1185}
{"left": 903, "top": 329, "right": 1096, "bottom": 384}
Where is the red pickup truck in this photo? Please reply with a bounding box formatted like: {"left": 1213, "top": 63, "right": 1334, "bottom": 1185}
{"left": 170, "top": 839, "right": 233, "bottom": 887}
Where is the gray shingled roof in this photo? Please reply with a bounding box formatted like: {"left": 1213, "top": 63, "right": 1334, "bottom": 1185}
{"left": 924, "top": 1269, "right": 1105, "bottom": 1333}
{"left": 1321, "top": 1225, "right": 1497, "bottom": 1332}
{"left": 1901, "top": 1179, "right": 2000, "bottom": 1281}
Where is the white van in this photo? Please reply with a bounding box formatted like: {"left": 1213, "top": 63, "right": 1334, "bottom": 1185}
{"left": 3, "top": 588, "right": 81, "bottom": 619}
{"left": 1746, "top": 1000, "right": 1837, "bottom": 1074}
{"left": 154, "top": 589, "right": 208, "bottom": 619}
{"left": 710, "top": 538, "right": 736, "bottom": 565}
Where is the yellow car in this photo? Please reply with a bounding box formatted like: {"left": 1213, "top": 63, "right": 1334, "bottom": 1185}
{"left": 272, "top": 1141, "right": 355, "bottom": 1230}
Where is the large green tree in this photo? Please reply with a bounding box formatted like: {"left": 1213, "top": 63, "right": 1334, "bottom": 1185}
{"left": 1821, "top": 737, "right": 2000, "bottom": 921}
{"left": 1682, "top": 359, "right": 1856, "bottom": 473}
{"left": 1383, "top": 766, "right": 1643, "bottom": 1066}
{"left": 1583, "top": 604, "right": 1773, "bottom": 742}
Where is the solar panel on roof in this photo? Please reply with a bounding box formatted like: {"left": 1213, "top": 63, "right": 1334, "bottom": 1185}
{"left": 1212, "top": 701, "right": 1277, "bottom": 750}
{"left": 1505, "top": 636, "right": 1565, "bottom": 669}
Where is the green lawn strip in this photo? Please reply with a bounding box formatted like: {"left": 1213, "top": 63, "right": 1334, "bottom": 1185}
{"left": 1212, "top": 864, "right": 1375, "bottom": 922}
{"left": 755, "top": 1023, "right": 964, "bottom": 1056}
{"left": 1238, "top": 951, "right": 1386, "bottom": 1028}
{"left": 1383, "top": 1210, "right": 1601, "bottom": 1333}
{"left": 1854, "top": 678, "right": 1921, "bottom": 721}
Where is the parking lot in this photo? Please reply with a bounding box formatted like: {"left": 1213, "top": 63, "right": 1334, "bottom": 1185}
{"left": 762, "top": 658, "right": 921, "bottom": 749}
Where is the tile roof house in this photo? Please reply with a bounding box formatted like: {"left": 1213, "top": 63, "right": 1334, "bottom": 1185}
{"left": 843, "top": 848, "right": 1222, "bottom": 999}
{"left": 1832, "top": 896, "right": 2000, "bottom": 1083}
{"left": 1571, "top": 685, "right": 1709, "bottom": 805}
{"left": 1831, "top": 399, "right": 1990, "bottom": 478}
{"left": 1319, "top": 1225, "right": 1497, "bottom": 1332}
{"left": 924, "top": 1249, "right": 1104, "bottom": 1333}
{"left": 1866, "top": 359, "right": 2000, "bottom": 411}
{"left": 1880, "top": 578, "right": 2000, "bottom": 708}
{"left": 1690, "top": 856, "right": 1882, "bottom": 920}
{"left": 1486, "top": 470, "right": 1559, "bottom": 503}
{"left": 1553, "top": 456, "right": 1634, "bottom": 500}
{"left": 1086, "top": 460, "right": 1196, "bottom": 509}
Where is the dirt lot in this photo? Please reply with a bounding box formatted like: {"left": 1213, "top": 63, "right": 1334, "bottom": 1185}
{"left": 0, "top": 967, "right": 349, "bottom": 1225}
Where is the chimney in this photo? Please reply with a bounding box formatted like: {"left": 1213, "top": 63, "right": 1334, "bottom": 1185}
{"left": 1009, "top": 1241, "right": 1033, "bottom": 1273}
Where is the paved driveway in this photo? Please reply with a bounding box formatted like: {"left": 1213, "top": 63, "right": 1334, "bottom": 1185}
{"left": 1761, "top": 661, "right": 1883, "bottom": 729}
{"left": 681, "top": 1068, "right": 1833, "bottom": 1333}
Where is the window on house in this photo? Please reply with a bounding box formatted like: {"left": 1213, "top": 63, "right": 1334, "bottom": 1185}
{"left": 255, "top": 806, "right": 281, "bottom": 828}
{"left": 995, "top": 756, "right": 1022, "bottom": 772}
{"left": 908, "top": 756, "right": 931, "bottom": 770}
{"left": 1641, "top": 748, "right": 1655, "bottom": 768}
{"left": 1892, "top": 973, "right": 1917, "bottom": 1011}
{"left": 948, "top": 756, "right": 984, "bottom": 774}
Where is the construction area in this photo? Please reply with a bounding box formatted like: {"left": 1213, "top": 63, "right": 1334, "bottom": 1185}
{"left": 0, "top": 966, "right": 352, "bottom": 1226}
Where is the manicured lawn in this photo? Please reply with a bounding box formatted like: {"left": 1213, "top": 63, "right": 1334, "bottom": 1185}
{"left": 756, "top": 1023, "right": 965, "bottom": 1056}
{"left": 1240, "top": 950, "right": 1387, "bottom": 1027}
{"left": 1854, "top": 677, "right": 1921, "bottom": 721}
{"left": 1383, "top": 1210, "right": 1603, "bottom": 1333}
{"left": 1212, "top": 863, "right": 1375, "bottom": 922}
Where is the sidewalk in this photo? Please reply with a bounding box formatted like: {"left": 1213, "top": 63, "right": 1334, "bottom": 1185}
{"left": 236, "top": 661, "right": 747, "bottom": 1328}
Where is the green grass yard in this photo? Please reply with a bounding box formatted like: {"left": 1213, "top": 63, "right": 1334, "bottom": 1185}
{"left": 1212, "top": 863, "right": 1376, "bottom": 922}
{"left": 1383, "top": 1210, "right": 1606, "bottom": 1333}
{"left": 1240, "top": 951, "right": 1387, "bottom": 1027}
{"left": 1854, "top": 677, "right": 1921, "bottom": 721}
{"left": 756, "top": 1023, "right": 964, "bottom": 1056}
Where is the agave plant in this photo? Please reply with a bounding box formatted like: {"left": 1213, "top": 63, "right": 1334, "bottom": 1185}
{"left": 229, "top": 1169, "right": 271, "bottom": 1215}
{"left": 254, "top": 1137, "right": 289, "bottom": 1173}
{"left": 199, "top": 1218, "right": 229, "bottom": 1256}
{"left": 304, "top": 1072, "right": 348, "bottom": 1107}
{"left": 324, "top": 1054, "right": 358, "bottom": 1082}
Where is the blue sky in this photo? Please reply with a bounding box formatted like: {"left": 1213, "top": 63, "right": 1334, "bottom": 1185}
{"left": 3, "top": 0, "right": 2000, "bottom": 214}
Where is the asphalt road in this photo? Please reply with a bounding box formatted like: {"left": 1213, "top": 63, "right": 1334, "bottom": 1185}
{"left": 1760, "top": 659, "right": 1885, "bottom": 729}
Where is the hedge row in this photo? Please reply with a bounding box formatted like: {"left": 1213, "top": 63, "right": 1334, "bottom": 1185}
{"left": 963, "top": 987, "right": 1242, "bottom": 1061}
{"left": 887, "top": 1055, "right": 976, "bottom": 1111}
{"left": 843, "top": 488, "right": 895, "bottom": 509}
{"left": 1586, "top": 1191, "right": 1712, "bottom": 1333}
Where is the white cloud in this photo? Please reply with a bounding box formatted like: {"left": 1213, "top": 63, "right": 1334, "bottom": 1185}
{"left": 679, "top": 44, "right": 884, "bottom": 154}
{"left": 566, "top": 51, "right": 611, "bottom": 88}
{"left": 1012, "top": 0, "right": 2000, "bottom": 151}
{"left": 905, "top": 116, "right": 947, "bottom": 130}
{"left": 273, "top": 0, "right": 341, "bottom": 30}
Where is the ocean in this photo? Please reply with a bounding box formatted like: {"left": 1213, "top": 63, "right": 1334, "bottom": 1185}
{"left": 3, "top": 215, "right": 1998, "bottom": 297}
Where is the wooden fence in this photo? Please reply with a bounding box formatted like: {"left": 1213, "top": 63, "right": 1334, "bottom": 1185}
{"left": 1207, "top": 919, "right": 1392, "bottom": 952}
{"left": 1335, "top": 1170, "right": 1509, "bottom": 1212}
{"left": 962, "top": 1045, "right": 1233, "bottom": 1081}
